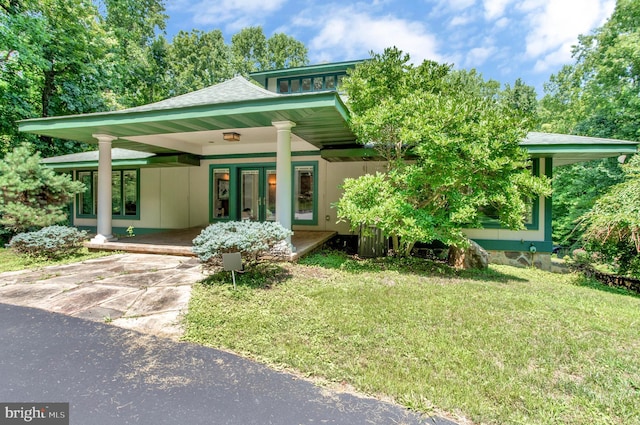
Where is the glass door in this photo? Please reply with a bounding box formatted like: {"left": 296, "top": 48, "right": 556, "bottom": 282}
{"left": 239, "top": 167, "right": 277, "bottom": 222}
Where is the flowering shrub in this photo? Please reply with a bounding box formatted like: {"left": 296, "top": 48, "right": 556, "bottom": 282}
{"left": 192, "top": 221, "right": 293, "bottom": 265}
{"left": 9, "top": 226, "right": 88, "bottom": 258}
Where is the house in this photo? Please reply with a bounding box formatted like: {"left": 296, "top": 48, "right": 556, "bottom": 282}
{"left": 18, "top": 60, "right": 639, "bottom": 269}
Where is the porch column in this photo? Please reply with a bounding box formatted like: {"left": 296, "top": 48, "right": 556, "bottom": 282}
{"left": 90, "top": 134, "right": 118, "bottom": 243}
{"left": 272, "top": 120, "right": 296, "bottom": 246}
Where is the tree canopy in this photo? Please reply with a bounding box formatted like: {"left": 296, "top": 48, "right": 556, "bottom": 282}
{"left": 1, "top": 4, "right": 308, "bottom": 158}
{"left": 337, "top": 48, "right": 550, "bottom": 255}
{"left": 539, "top": 0, "right": 640, "bottom": 247}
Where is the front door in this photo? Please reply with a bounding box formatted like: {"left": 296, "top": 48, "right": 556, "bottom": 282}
{"left": 239, "top": 167, "right": 277, "bottom": 222}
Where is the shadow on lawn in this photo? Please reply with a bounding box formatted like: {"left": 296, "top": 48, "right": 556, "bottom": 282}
{"left": 200, "top": 262, "right": 293, "bottom": 289}
{"left": 300, "top": 249, "right": 528, "bottom": 283}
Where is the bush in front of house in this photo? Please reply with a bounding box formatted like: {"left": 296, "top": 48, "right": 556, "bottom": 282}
{"left": 8, "top": 226, "right": 88, "bottom": 258}
{"left": 192, "top": 221, "right": 293, "bottom": 265}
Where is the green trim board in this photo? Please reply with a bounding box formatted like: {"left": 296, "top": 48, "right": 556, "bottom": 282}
{"left": 43, "top": 154, "right": 200, "bottom": 171}
{"left": 19, "top": 92, "right": 355, "bottom": 149}
{"left": 202, "top": 150, "right": 320, "bottom": 160}
{"left": 250, "top": 60, "right": 364, "bottom": 88}
{"left": 473, "top": 238, "right": 554, "bottom": 253}
{"left": 544, "top": 157, "right": 553, "bottom": 244}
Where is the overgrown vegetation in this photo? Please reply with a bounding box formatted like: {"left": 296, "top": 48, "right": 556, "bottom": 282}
{"left": 185, "top": 250, "right": 640, "bottom": 425}
{"left": 580, "top": 155, "right": 640, "bottom": 277}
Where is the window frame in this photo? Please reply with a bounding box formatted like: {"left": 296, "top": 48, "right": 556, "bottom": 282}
{"left": 478, "top": 159, "right": 540, "bottom": 230}
{"left": 75, "top": 169, "right": 140, "bottom": 220}
{"left": 276, "top": 72, "right": 347, "bottom": 94}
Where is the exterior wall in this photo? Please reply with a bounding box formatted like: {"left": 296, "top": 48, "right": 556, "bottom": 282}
{"left": 72, "top": 155, "right": 552, "bottom": 254}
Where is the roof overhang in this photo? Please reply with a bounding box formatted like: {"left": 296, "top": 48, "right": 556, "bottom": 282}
{"left": 321, "top": 132, "right": 639, "bottom": 163}
{"left": 41, "top": 149, "right": 200, "bottom": 171}
{"left": 523, "top": 132, "right": 638, "bottom": 166}
{"left": 19, "top": 92, "right": 355, "bottom": 154}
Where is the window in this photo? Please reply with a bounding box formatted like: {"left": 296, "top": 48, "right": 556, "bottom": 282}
{"left": 77, "top": 169, "right": 139, "bottom": 219}
{"left": 277, "top": 72, "right": 347, "bottom": 94}
{"left": 293, "top": 163, "right": 317, "bottom": 225}
{"left": 478, "top": 159, "right": 540, "bottom": 229}
{"left": 212, "top": 168, "right": 230, "bottom": 219}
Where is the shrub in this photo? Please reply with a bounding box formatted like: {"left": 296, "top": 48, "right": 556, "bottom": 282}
{"left": 8, "top": 226, "right": 88, "bottom": 258}
{"left": 192, "top": 221, "right": 293, "bottom": 265}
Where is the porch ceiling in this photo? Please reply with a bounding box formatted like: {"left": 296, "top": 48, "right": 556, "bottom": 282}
{"left": 18, "top": 92, "right": 356, "bottom": 154}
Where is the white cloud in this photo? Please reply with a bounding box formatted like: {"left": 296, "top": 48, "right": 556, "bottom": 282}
{"left": 439, "top": 0, "right": 477, "bottom": 10}
{"left": 187, "top": 0, "right": 287, "bottom": 26}
{"left": 483, "top": 0, "right": 513, "bottom": 20}
{"left": 306, "top": 7, "right": 442, "bottom": 64}
{"left": 465, "top": 45, "right": 495, "bottom": 67}
{"left": 524, "top": 0, "right": 615, "bottom": 71}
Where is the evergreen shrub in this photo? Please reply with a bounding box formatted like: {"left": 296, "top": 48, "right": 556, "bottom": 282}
{"left": 192, "top": 221, "right": 293, "bottom": 264}
{"left": 9, "top": 226, "right": 88, "bottom": 258}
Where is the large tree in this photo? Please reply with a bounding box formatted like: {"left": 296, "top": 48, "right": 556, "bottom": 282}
{"left": 337, "top": 48, "right": 550, "bottom": 256}
{"left": 539, "top": 0, "right": 639, "bottom": 247}
{"left": 0, "top": 143, "right": 85, "bottom": 236}
{"left": 231, "top": 26, "right": 308, "bottom": 76}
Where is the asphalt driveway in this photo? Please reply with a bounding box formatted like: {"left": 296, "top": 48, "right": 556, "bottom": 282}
{"left": 0, "top": 303, "right": 456, "bottom": 424}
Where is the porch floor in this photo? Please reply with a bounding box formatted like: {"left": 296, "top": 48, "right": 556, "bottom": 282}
{"left": 85, "top": 228, "right": 337, "bottom": 261}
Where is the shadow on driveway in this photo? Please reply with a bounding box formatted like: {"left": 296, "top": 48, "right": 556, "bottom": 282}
{"left": 0, "top": 303, "right": 457, "bottom": 425}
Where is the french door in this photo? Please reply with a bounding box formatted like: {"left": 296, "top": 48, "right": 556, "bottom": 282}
{"left": 239, "top": 167, "right": 277, "bottom": 222}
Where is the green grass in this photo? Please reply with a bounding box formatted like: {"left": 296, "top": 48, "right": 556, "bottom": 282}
{"left": 0, "top": 247, "right": 113, "bottom": 273}
{"left": 184, "top": 250, "right": 640, "bottom": 425}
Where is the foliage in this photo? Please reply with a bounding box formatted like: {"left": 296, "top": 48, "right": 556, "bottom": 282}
{"left": 192, "top": 221, "right": 293, "bottom": 265}
{"left": 338, "top": 47, "right": 550, "bottom": 255}
{"left": 0, "top": 143, "right": 85, "bottom": 233}
{"left": 185, "top": 254, "right": 640, "bottom": 425}
{"left": 166, "top": 29, "right": 233, "bottom": 96}
{"left": 580, "top": 155, "right": 640, "bottom": 277}
{"left": 552, "top": 158, "right": 624, "bottom": 246}
{"left": 231, "top": 26, "right": 308, "bottom": 77}
{"left": 539, "top": 0, "right": 640, "bottom": 246}
{"left": 8, "top": 225, "right": 88, "bottom": 258}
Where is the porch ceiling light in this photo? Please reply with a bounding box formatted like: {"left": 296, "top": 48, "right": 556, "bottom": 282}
{"left": 223, "top": 132, "right": 241, "bottom": 142}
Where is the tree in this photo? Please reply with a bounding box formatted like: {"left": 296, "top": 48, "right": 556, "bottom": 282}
{"left": 231, "top": 26, "right": 308, "bottom": 76}
{"left": 96, "top": 0, "right": 168, "bottom": 107}
{"left": 539, "top": 0, "right": 640, "bottom": 247}
{"left": 337, "top": 48, "right": 551, "bottom": 256}
{"left": 167, "top": 29, "right": 233, "bottom": 96}
{"left": 580, "top": 155, "right": 640, "bottom": 277}
{"left": 0, "top": 143, "right": 85, "bottom": 236}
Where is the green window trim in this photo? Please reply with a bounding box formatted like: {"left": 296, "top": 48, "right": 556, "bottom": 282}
{"left": 277, "top": 73, "right": 347, "bottom": 94}
{"left": 208, "top": 161, "right": 319, "bottom": 225}
{"left": 292, "top": 161, "right": 318, "bottom": 225}
{"left": 75, "top": 169, "right": 140, "bottom": 220}
{"left": 478, "top": 158, "right": 541, "bottom": 230}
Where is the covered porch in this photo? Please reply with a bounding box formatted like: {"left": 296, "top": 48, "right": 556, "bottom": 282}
{"left": 85, "top": 228, "right": 337, "bottom": 261}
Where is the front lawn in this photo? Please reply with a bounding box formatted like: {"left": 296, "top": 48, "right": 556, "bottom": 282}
{"left": 184, "top": 250, "right": 640, "bottom": 425}
{"left": 0, "top": 247, "right": 112, "bottom": 273}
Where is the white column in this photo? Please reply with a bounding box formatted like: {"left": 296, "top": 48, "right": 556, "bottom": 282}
{"left": 272, "top": 120, "right": 295, "bottom": 246}
{"left": 90, "top": 134, "right": 118, "bottom": 243}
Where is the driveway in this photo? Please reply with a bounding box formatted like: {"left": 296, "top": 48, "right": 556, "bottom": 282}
{"left": 0, "top": 253, "right": 459, "bottom": 425}
{"left": 0, "top": 254, "right": 204, "bottom": 338}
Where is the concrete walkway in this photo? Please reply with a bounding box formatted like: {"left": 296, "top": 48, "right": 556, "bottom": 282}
{"left": 0, "top": 253, "right": 205, "bottom": 339}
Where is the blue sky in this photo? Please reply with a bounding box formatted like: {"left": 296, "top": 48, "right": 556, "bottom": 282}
{"left": 164, "top": 0, "right": 616, "bottom": 95}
